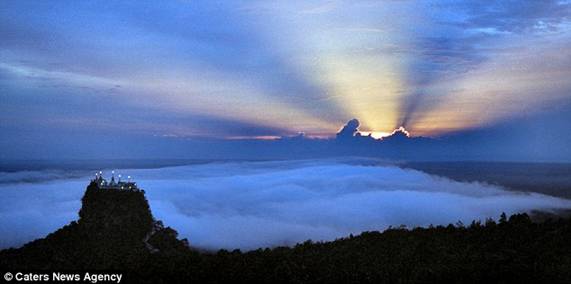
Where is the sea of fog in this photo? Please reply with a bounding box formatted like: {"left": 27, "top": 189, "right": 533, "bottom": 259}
{"left": 1, "top": 158, "right": 571, "bottom": 250}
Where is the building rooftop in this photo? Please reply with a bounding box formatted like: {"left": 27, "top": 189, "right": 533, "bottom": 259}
{"left": 92, "top": 170, "right": 140, "bottom": 191}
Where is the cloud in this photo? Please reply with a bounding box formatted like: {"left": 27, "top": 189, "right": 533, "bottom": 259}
{"left": 0, "top": 178, "right": 86, "bottom": 249}
{"left": 336, "top": 119, "right": 360, "bottom": 139}
{"left": 457, "top": 0, "right": 571, "bottom": 34}
{"left": 1, "top": 159, "right": 570, "bottom": 250}
{"left": 395, "top": 0, "right": 571, "bottom": 130}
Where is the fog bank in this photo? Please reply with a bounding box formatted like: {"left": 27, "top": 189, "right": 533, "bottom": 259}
{"left": 1, "top": 159, "right": 570, "bottom": 250}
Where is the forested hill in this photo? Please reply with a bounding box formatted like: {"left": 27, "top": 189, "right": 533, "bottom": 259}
{"left": 1, "top": 183, "right": 571, "bottom": 283}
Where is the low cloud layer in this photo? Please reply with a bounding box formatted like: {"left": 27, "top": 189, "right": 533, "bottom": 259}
{"left": 1, "top": 159, "right": 571, "bottom": 250}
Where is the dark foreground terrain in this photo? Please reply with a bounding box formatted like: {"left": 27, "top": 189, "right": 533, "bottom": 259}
{"left": 2, "top": 183, "right": 571, "bottom": 283}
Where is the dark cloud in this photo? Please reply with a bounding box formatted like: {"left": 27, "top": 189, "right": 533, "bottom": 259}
{"left": 336, "top": 119, "right": 360, "bottom": 139}
{"left": 382, "top": 127, "right": 410, "bottom": 141}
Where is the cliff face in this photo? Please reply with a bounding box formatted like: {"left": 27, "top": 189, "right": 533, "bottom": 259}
{"left": 0, "top": 182, "right": 192, "bottom": 270}
{"left": 79, "top": 183, "right": 154, "bottom": 244}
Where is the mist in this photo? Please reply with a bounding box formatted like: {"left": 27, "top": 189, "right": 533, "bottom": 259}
{"left": 1, "top": 159, "right": 570, "bottom": 250}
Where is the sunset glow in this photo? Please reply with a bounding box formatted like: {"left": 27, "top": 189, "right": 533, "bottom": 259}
{"left": 358, "top": 131, "right": 391, "bottom": 140}
{"left": 1, "top": 0, "right": 570, "bottom": 150}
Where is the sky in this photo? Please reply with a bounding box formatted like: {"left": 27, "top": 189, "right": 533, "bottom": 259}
{"left": 1, "top": 1, "right": 570, "bottom": 160}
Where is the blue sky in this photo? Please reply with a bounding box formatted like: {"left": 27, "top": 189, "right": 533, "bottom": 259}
{"left": 1, "top": 0, "right": 570, "bottom": 160}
